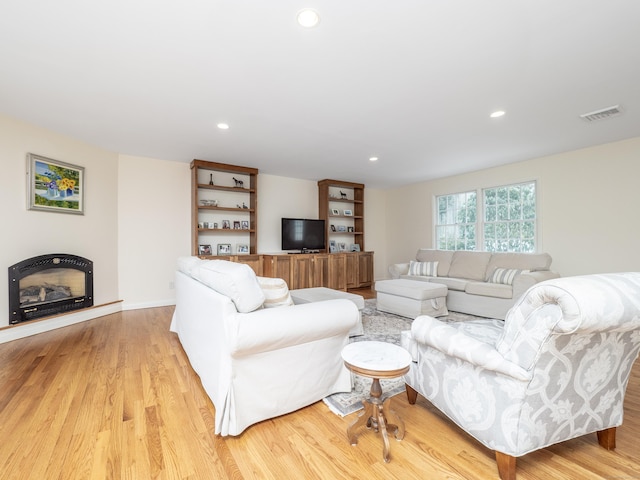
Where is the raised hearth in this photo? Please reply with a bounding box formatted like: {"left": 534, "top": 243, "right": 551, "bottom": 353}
{"left": 8, "top": 254, "right": 93, "bottom": 324}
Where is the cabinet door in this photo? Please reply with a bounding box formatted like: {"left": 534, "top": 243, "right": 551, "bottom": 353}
{"left": 292, "top": 255, "right": 313, "bottom": 289}
{"left": 358, "top": 252, "right": 373, "bottom": 287}
{"left": 345, "top": 253, "right": 359, "bottom": 289}
{"left": 312, "top": 254, "right": 330, "bottom": 288}
{"left": 264, "top": 255, "right": 293, "bottom": 287}
{"left": 328, "top": 254, "right": 346, "bottom": 290}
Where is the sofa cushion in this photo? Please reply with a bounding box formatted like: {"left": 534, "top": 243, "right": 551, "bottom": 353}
{"left": 448, "top": 251, "right": 492, "bottom": 281}
{"left": 415, "top": 249, "right": 455, "bottom": 276}
{"left": 485, "top": 252, "right": 552, "bottom": 280}
{"left": 257, "top": 276, "right": 294, "bottom": 308}
{"left": 489, "top": 268, "right": 529, "bottom": 285}
{"left": 428, "top": 277, "right": 468, "bottom": 292}
{"left": 194, "top": 260, "right": 265, "bottom": 313}
{"left": 465, "top": 281, "right": 513, "bottom": 299}
{"left": 408, "top": 260, "right": 438, "bottom": 277}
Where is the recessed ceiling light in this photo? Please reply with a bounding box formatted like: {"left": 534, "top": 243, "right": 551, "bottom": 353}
{"left": 369, "top": 157, "right": 379, "bottom": 162}
{"left": 297, "top": 9, "right": 320, "bottom": 28}
{"left": 490, "top": 110, "right": 506, "bottom": 118}
{"left": 217, "top": 123, "right": 230, "bottom": 130}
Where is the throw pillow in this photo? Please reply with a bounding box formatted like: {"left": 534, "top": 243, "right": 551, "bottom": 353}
{"left": 489, "top": 268, "right": 529, "bottom": 285}
{"left": 408, "top": 260, "right": 438, "bottom": 277}
{"left": 256, "top": 276, "right": 294, "bottom": 308}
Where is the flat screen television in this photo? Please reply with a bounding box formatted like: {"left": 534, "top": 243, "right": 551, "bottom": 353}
{"left": 281, "top": 218, "right": 325, "bottom": 252}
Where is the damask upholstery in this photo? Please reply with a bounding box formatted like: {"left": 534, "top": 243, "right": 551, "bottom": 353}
{"left": 404, "top": 272, "right": 640, "bottom": 479}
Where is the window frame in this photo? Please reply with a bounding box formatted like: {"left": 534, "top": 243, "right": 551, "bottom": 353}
{"left": 434, "top": 180, "right": 539, "bottom": 253}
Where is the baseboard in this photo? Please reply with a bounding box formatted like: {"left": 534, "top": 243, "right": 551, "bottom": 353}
{"left": 0, "top": 301, "right": 123, "bottom": 344}
{"left": 121, "top": 299, "right": 176, "bottom": 311}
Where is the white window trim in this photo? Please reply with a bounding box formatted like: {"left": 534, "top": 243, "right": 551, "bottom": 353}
{"left": 433, "top": 180, "right": 541, "bottom": 253}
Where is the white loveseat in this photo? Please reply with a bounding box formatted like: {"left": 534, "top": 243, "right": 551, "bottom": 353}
{"left": 389, "top": 249, "right": 560, "bottom": 319}
{"left": 170, "top": 257, "right": 359, "bottom": 436}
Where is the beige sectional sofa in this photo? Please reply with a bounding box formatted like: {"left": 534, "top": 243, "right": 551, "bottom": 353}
{"left": 388, "top": 249, "right": 560, "bottom": 319}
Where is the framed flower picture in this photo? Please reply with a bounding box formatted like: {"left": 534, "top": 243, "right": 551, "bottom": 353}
{"left": 27, "top": 153, "right": 85, "bottom": 215}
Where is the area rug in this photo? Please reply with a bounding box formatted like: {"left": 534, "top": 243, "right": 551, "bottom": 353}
{"left": 323, "top": 299, "right": 479, "bottom": 417}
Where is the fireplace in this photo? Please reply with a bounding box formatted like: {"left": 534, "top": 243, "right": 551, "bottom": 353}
{"left": 8, "top": 254, "right": 93, "bottom": 324}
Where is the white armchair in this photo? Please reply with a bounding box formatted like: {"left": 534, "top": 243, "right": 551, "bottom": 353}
{"left": 170, "top": 258, "right": 359, "bottom": 436}
{"left": 404, "top": 273, "right": 640, "bottom": 479}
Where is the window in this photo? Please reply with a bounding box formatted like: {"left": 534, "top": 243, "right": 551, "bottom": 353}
{"left": 435, "top": 191, "right": 476, "bottom": 251}
{"left": 435, "top": 181, "right": 536, "bottom": 253}
{"left": 483, "top": 182, "right": 536, "bottom": 252}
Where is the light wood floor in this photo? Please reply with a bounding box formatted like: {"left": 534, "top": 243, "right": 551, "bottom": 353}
{"left": 1, "top": 304, "right": 639, "bottom": 480}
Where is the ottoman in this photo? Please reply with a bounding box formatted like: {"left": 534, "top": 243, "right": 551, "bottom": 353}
{"left": 289, "top": 287, "right": 365, "bottom": 336}
{"left": 375, "top": 279, "right": 448, "bottom": 318}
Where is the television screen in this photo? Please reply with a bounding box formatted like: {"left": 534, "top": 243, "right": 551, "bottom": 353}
{"left": 281, "top": 218, "right": 325, "bottom": 251}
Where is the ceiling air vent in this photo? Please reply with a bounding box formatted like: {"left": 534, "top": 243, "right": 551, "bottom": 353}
{"left": 580, "top": 105, "right": 622, "bottom": 122}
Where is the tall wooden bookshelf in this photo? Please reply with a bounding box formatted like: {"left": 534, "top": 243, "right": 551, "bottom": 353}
{"left": 191, "top": 160, "right": 258, "bottom": 257}
{"left": 318, "top": 179, "right": 365, "bottom": 253}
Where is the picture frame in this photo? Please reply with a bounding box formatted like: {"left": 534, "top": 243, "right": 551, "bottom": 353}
{"left": 27, "top": 153, "right": 85, "bottom": 215}
{"left": 347, "top": 226, "right": 355, "bottom": 232}
{"left": 331, "top": 224, "right": 336, "bottom": 232}
{"left": 329, "top": 240, "right": 337, "bottom": 253}
{"left": 337, "top": 225, "right": 347, "bottom": 232}
{"left": 233, "top": 220, "right": 241, "bottom": 230}
{"left": 217, "top": 243, "right": 231, "bottom": 255}
{"left": 198, "top": 244, "right": 212, "bottom": 255}
{"left": 338, "top": 242, "right": 347, "bottom": 252}
{"left": 237, "top": 244, "right": 249, "bottom": 254}
{"left": 331, "top": 208, "right": 340, "bottom": 216}
{"left": 343, "top": 209, "right": 353, "bottom": 216}
{"left": 350, "top": 243, "right": 361, "bottom": 252}
{"left": 222, "top": 220, "right": 231, "bottom": 229}
{"left": 241, "top": 220, "right": 249, "bottom": 230}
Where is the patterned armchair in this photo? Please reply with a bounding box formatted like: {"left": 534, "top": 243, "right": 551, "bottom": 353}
{"left": 404, "top": 273, "right": 640, "bottom": 479}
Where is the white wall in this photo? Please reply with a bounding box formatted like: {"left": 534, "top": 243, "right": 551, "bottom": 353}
{"left": 0, "top": 114, "right": 119, "bottom": 328}
{"left": 386, "top": 137, "right": 640, "bottom": 277}
{"left": 117, "top": 154, "right": 191, "bottom": 309}
{"left": 257, "top": 174, "right": 319, "bottom": 253}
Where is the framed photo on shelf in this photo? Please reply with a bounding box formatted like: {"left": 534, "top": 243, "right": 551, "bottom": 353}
{"left": 198, "top": 244, "right": 212, "bottom": 255}
{"left": 241, "top": 220, "right": 249, "bottom": 230}
{"left": 331, "top": 208, "right": 340, "bottom": 216}
{"left": 217, "top": 243, "right": 231, "bottom": 255}
{"left": 343, "top": 209, "right": 353, "bottom": 216}
{"left": 337, "top": 225, "right": 347, "bottom": 232}
{"left": 329, "top": 240, "right": 337, "bottom": 253}
{"left": 237, "top": 244, "right": 249, "bottom": 254}
{"left": 233, "top": 220, "right": 241, "bottom": 229}
{"left": 331, "top": 224, "right": 336, "bottom": 232}
{"left": 350, "top": 244, "right": 361, "bottom": 252}
{"left": 347, "top": 226, "right": 354, "bottom": 232}
{"left": 338, "top": 242, "right": 347, "bottom": 252}
{"left": 222, "top": 220, "right": 231, "bottom": 229}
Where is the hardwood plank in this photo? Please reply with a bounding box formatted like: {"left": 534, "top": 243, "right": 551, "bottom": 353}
{"left": 0, "top": 305, "right": 639, "bottom": 479}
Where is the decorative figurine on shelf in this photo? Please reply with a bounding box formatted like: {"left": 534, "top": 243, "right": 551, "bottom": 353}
{"left": 340, "top": 190, "right": 347, "bottom": 199}
{"left": 209, "top": 174, "right": 214, "bottom": 185}
{"left": 237, "top": 202, "right": 249, "bottom": 209}
{"left": 233, "top": 177, "right": 244, "bottom": 188}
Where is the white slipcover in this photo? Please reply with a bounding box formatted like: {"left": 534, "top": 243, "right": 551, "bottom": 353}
{"left": 170, "top": 258, "right": 358, "bottom": 436}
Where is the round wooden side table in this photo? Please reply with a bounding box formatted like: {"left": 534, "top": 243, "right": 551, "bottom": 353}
{"left": 341, "top": 340, "right": 412, "bottom": 463}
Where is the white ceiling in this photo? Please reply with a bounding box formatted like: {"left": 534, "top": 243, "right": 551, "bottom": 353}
{"left": 1, "top": 1, "right": 639, "bottom": 188}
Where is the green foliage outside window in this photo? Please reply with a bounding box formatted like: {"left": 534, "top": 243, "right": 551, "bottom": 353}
{"left": 435, "top": 182, "right": 536, "bottom": 253}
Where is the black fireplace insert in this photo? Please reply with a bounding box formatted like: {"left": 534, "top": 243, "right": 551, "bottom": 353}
{"left": 8, "top": 254, "right": 93, "bottom": 324}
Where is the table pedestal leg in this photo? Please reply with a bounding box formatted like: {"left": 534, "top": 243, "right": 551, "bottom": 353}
{"left": 346, "top": 377, "right": 404, "bottom": 463}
